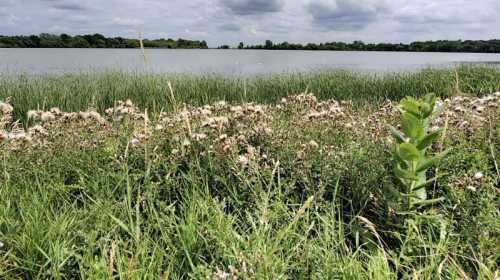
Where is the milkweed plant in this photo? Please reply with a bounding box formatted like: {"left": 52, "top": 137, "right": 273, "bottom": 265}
{"left": 389, "top": 93, "right": 449, "bottom": 211}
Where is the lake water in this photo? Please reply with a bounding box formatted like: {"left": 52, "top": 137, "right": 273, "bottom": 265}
{"left": 1, "top": 48, "right": 500, "bottom": 75}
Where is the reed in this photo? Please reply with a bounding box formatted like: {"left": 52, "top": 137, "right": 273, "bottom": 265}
{"left": 0, "top": 66, "right": 499, "bottom": 122}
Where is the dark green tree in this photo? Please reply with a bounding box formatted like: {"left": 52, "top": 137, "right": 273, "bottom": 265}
{"left": 265, "top": 40, "right": 273, "bottom": 49}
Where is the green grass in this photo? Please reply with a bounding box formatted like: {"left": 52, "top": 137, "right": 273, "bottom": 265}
{"left": 0, "top": 68, "right": 499, "bottom": 279}
{"left": 1, "top": 66, "right": 499, "bottom": 122}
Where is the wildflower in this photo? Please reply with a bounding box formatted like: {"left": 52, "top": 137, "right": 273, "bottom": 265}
{"left": 230, "top": 105, "right": 243, "bottom": 114}
{"left": 40, "top": 112, "right": 55, "bottom": 122}
{"left": 62, "top": 112, "right": 78, "bottom": 120}
{"left": 238, "top": 155, "right": 249, "bottom": 167}
{"left": 78, "top": 112, "right": 90, "bottom": 120}
{"left": 130, "top": 138, "right": 140, "bottom": 147}
{"left": 435, "top": 100, "right": 444, "bottom": 109}
{"left": 50, "top": 107, "right": 62, "bottom": 115}
{"left": 202, "top": 116, "right": 229, "bottom": 128}
{"left": 214, "top": 268, "right": 230, "bottom": 280}
{"left": 246, "top": 145, "right": 256, "bottom": 155}
{"left": 89, "top": 111, "right": 107, "bottom": 125}
{"left": 228, "top": 265, "right": 238, "bottom": 278}
{"left": 429, "top": 126, "right": 440, "bottom": 132}
{"left": 191, "top": 133, "right": 207, "bottom": 141}
{"left": 155, "top": 124, "right": 164, "bottom": 131}
{"left": 200, "top": 108, "right": 212, "bottom": 116}
{"left": 218, "top": 134, "right": 228, "bottom": 140}
{"left": 309, "top": 140, "right": 319, "bottom": 148}
{"left": 239, "top": 253, "right": 247, "bottom": 273}
{"left": 88, "top": 111, "right": 101, "bottom": 119}
{"left": 29, "top": 125, "right": 48, "bottom": 136}
{"left": 104, "top": 108, "right": 113, "bottom": 116}
{"left": 27, "top": 110, "right": 39, "bottom": 119}
{"left": 466, "top": 186, "right": 477, "bottom": 192}
{"left": 8, "top": 130, "right": 31, "bottom": 142}
{"left": 0, "top": 102, "right": 13, "bottom": 115}
{"left": 182, "top": 138, "right": 191, "bottom": 147}
{"left": 473, "top": 106, "right": 485, "bottom": 113}
{"left": 237, "top": 134, "right": 246, "bottom": 141}
{"left": 473, "top": 172, "right": 484, "bottom": 180}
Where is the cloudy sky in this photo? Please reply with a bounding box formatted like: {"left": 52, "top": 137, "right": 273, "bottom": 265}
{"left": 1, "top": 0, "right": 499, "bottom": 47}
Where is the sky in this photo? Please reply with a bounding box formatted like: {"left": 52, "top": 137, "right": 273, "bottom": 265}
{"left": 1, "top": 0, "right": 499, "bottom": 47}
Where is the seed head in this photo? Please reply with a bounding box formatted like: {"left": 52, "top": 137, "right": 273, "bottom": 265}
{"left": 40, "top": 112, "right": 55, "bottom": 122}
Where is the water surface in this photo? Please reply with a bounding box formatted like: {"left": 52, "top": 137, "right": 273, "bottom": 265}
{"left": 1, "top": 48, "right": 500, "bottom": 75}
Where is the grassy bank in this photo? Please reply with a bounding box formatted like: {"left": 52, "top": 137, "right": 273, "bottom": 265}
{"left": 1, "top": 66, "right": 499, "bottom": 122}
{"left": 0, "top": 69, "right": 499, "bottom": 279}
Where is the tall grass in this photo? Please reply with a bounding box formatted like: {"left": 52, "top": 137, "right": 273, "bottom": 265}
{"left": 0, "top": 70, "right": 498, "bottom": 278}
{"left": 0, "top": 93, "right": 498, "bottom": 278}
{"left": 1, "top": 66, "right": 499, "bottom": 121}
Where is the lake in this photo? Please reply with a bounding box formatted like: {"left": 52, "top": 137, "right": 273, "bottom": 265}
{"left": 1, "top": 48, "right": 500, "bottom": 75}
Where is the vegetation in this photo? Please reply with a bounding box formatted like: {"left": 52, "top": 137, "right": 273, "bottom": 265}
{"left": 244, "top": 39, "right": 500, "bottom": 53}
{"left": 389, "top": 94, "right": 449, "bottom": 210}
{"left": 2, "top": 34, "right": 500, "bottom": 52}
{"left": 0, "top": 68, "right": 499, "bottom": 279}
{"left": 1, "top": 66, "right": 499, "bottom": 123}
{"left": 0, "top": 33, "right": 208, "bottom": 49}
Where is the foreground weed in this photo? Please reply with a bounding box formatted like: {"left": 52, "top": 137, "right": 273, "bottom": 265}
{"left": 389, "top": 93, "right": 449, "bottom": 211}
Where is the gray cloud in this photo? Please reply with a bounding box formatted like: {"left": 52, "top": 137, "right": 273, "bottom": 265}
{"left": 52, "top": 3, "right": 88, "bottom": 11}
{"left": 0, "top": 0, "right": 498, "bottom": 46}
{"left": 218, "top": 22, "right": 241, "bottom": 32}
{"left": 0, "top": 0, "right": 14, "bottom": 7}
{"left": 307, "top": 0, "right": 388, "bottom": 31}
{"left": 219, "top": 0, "right": 283, "bottom": 15}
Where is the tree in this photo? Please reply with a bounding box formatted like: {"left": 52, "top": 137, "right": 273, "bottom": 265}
{"left": 238, "top": 42, "right": 244, "bottom": 49}
{"left": 265, "top": 40, "right": 273, "bottom": 49}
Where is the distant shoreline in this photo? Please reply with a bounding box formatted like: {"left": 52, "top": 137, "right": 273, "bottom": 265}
{"left": 2, "top": 47, "right": 500, "bottom": 55}
{"left": 1, "top": 34, "right": 499, "bottom": 53}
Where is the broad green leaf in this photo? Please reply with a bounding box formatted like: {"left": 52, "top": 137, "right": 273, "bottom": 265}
{"left": 420, "top": 103, "right": 433, "bottom": 118}
{"left": 400, "top": 97, "right": 420, "bottom": 116}
{"left": 423, "top": 93, "right": 437, "bottom": 108}
{"left": 411, "top": 197, "right": 445, "bottom": 208}
{"left": 388, "top": 125, "right": 406, "bottom": 143}
{"left": 401, "top": 112, "right": 424, "bottom": 139}
{"left": 416, "top": 129, "right": 442, "bottom": 150}
{"left": 394, "top": 166, "right": 418, "bottom": 181}
{"left": 383, "top": 184, "right": 401, "bottom": 199}
{"left": 414, "top": 186, "right": 427, "bottom": 200}
{"left": 412, "top": 176, "right": 439, "bottom": 191}
{"left": 398, "top": 143, "right": 421, "bottom": 161}
{"left": 416, "top": 149, "right": 450, "bottom": 172}
{"left": 415, "top": 157, "right": 438, "bottom": 173}
{"left": 393, "top": 151, "right": 408, "bottom": 168}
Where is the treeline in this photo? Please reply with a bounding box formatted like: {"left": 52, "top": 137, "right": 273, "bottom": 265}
{"left": 2, "top": 34, "right": 500, "bottom": 52}
{"left": 0, "top": 33, "right": 208, "bottom": 49}
{"left": 242, "top": 39, "right": 500, "bottom": 53}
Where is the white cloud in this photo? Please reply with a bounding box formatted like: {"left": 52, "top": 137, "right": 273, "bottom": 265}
{"left": 0, "top": 0, "right": 498, "bottom": 46}
{"left": 112, "top": 17, "right": 144, "bottom": 27}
